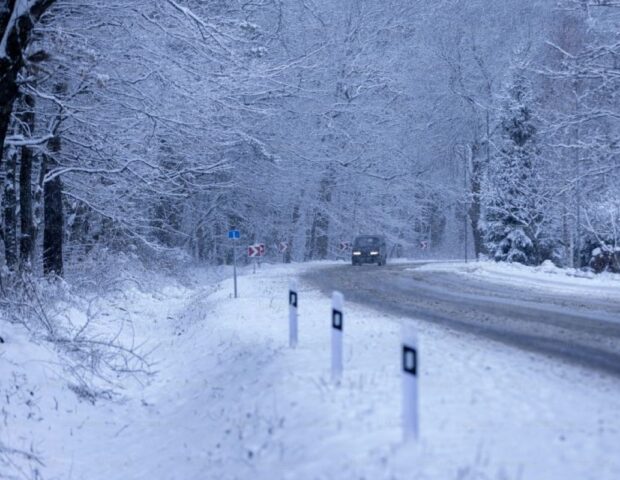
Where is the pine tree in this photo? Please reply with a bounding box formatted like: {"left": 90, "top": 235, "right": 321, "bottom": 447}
{"left": 484, "top": 70, "right": 548, "bottom": 265}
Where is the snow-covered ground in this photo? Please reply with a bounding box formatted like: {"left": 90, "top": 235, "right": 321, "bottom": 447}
{"left": 414, "top": 260, "right": 620, "bottom": 301}
{"left": 2, "top": 261, "right": 620, "bottom": 479}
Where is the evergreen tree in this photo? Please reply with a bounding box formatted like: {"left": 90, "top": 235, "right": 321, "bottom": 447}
{"left": 483, "top": 70, "right": 549, "bottom": 265}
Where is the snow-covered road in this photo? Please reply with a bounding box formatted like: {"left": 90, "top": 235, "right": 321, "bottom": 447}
{"left": 305, "top": 261, "right": 620, "bottom": 377}
{"left": 3, "top": 261, "right": 620, "bottom": 479}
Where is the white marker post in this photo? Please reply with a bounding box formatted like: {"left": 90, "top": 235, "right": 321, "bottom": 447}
{"left": 331, "top": 291, "right": 344, "bottom": 382}
{"left": 289, "top": 280, "right": 298, "bottom": 348}
{"left": 402, "top": 327, "right": 419, "bottom": 442}
{"left": 233, "top": 244, "right": 238, "bottom": 298}
{"left": 228, "top": 229, "right": 240, "bottom": 298}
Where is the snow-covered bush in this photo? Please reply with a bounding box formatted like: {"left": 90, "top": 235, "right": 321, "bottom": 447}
{"left": 0, "top": 252, "right": 152, "bottom": 403}
{"left": 580, "top": 199, "right": 620, "bottom": 273}
{"left": 589, "top": 245, "right": 620, "bottom": 274}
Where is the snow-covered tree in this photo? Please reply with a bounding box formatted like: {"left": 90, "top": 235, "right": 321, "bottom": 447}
{"left": 483, "top": 69, "right": 552, "bottom": 265}
{"left": 535, "top": 1, "right": 620, "bottom": 267}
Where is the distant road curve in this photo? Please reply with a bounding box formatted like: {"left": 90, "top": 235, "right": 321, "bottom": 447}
{"left": 303, "top": 262, "right": 620, "bottom": 378}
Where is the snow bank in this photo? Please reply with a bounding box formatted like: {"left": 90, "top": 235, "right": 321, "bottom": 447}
{"left": 414, "top": 259, "right": 620, "bottom": 300}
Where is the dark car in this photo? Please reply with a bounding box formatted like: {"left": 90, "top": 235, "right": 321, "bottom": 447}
{"left": 351, "top": 235, "right": 387, "bottom": 266}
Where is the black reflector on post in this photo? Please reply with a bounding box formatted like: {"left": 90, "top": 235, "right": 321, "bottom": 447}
{"left": 332, "top": 309, "right": 343, "bottom": 331}
{"left": 402, "top": 345, "right": 417, "bottom": 376}
{"left": 289, "top": 291, "right": 298, "bottom": 308}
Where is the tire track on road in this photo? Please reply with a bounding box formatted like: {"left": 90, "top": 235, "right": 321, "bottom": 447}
{"left": 303, "top": 263, "right": 620, "bottom": 378}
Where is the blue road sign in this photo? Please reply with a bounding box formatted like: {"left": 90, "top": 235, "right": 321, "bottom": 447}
{"left": 228, "top": 229, "right": 240, "bottom": 240}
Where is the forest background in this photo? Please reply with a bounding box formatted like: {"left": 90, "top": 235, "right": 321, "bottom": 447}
{"left": 0, "top": 0, "right": 618, "bottom": 277}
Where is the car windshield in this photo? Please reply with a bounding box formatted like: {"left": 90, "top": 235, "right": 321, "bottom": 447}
{"left": 354, "top": 236, "right": 380, "bottom": 247}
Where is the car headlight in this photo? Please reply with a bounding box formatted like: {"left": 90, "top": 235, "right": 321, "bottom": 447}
{"left": 370, "top": 251, "right": 379, "bottom": 255}
{"left": 353, "top": 251, "right": 362, "bottom": 256}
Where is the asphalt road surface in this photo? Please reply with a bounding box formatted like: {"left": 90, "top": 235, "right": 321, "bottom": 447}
{"left": 303, "top": 262, "right": 620, "bottom": 377}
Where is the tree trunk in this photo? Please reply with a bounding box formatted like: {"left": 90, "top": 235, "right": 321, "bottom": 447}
{"left": 468, "top": 142, "right": 487, "bottom": 259}
{"left": 315, "top": 210, "right": 329, "bottom": 258}
{"left": 315, "top": 175, "right": 331, "bottom": 259}
{"left": 195, "top": 224, "right": 206, "bottom": 261}
{"left": 0, "top": 66, "right": 19, "bottom": 161}
{"left": 32, "top": 151, "right": 45, "bottom": 266}
{"left": 3, "top": 145, "right": 17, "bottom": 270}
{"left": 286, "top": 203, "right": 300, "bottom": 264}
{"left": 214, "top": 221, "right": 223, "bottom": 265}
{"left": 43, "top": 135, "right": 63, "bottom": 276}
{"left": 19, "top": 94, "right": 35, "bottom": 267}
{"left": 562, "top": 192, "right": 573, "bottom": 268}
{"left": 305, "top": 214, "right": 317, "bottom": 261}
{"left": 0, "top": 1, "right": 56, "bottom": 160}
